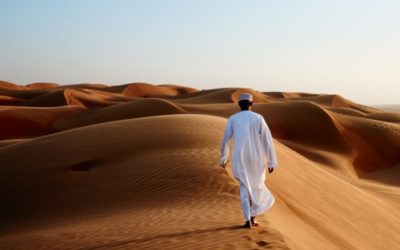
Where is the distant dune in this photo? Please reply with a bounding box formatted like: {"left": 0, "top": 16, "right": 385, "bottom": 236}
{"left": 0, "top": 81, "right": 399, "bottom": 250}
{"left": 375, "top": 105, "right": 400, "bottom": 113}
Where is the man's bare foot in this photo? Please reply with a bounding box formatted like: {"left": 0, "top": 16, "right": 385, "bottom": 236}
{"left": 242, "top": 220, "right": 252, "bottom": 229}
{"left": 251, "top": 216, "right": 259, "bottom": 226}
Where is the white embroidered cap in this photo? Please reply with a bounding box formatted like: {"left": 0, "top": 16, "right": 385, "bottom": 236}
{"left": 239, "top": 93, "right": 253, "bottom": 102}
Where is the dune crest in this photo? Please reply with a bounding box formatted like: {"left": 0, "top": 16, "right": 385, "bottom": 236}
{"left": 0, "top": 80, "right": 28, "bottom": 90}
{"left": 105, "top": 82, "right": 198, "bottom": 97}
{"left": 26, "top": 82, "right": 60, "bottom": 89}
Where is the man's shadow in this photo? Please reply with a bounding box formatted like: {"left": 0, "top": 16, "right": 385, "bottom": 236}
{"left": 78, "top": 225, "right": 244, "bottom": 250}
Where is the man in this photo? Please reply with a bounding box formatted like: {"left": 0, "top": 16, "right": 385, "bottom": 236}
{"left": 220, "top": 93, "right": 278, "bottom": 229}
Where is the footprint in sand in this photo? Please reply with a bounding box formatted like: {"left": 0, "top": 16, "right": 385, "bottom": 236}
{"left": 256, "top": 240, "right": 269, "bottom": 247}
{"left": 243, "top": 235, "right": 252, "bottom": 241}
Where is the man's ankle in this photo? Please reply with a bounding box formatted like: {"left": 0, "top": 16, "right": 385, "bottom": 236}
{"left": 243, "top": 220, "right": 252, "bottom": 229}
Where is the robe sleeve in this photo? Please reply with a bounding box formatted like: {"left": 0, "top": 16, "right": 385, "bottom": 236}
{"left": 220, "top": 118, "right": 233, "bottom": 166}
{"left": 259, "top": 116, "right": 278, "bottom": 168}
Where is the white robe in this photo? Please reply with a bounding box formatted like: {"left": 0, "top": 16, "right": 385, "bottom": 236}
{"left": 220, "top": 110, "right": 278, "bottom": 216}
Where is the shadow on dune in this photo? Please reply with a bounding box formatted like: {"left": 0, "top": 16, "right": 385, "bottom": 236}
{"left": 76, "top": 225, "right": 244, "bottom": 250}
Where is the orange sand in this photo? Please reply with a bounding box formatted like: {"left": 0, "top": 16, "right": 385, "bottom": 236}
{"left": 0, "top": 81, "right": 399, "bottom": 250}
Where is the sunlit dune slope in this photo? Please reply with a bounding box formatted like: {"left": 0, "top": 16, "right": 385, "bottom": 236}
{"left": 105, "top": 82, "right": 198, "bottom": 97}
{"left": 269, "top": 141, "right": 400, "bottom": 250}
{"left": 26, "top": 82, "right": 60, "bottom": 89}
{"left": 53, "top": 98, "right": 186, "bottom": 130}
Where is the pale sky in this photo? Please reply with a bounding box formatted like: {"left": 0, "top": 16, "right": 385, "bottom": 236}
{"left": 1, "top": 0, "right": 399, "bottom": 105}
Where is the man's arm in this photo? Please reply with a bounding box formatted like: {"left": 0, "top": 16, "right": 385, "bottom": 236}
{"left": 220, "top": 119, "right": 233, "bottom": 168}
{"left": 260, "top": 117, "right": 278, "bottom": 173}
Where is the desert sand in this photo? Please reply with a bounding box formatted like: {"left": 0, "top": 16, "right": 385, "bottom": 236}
{"left": 374, "top": 105, "right": 400, "bottom": 113}
{"left": 0, "top": 81, "right": 399, "bottom": 250}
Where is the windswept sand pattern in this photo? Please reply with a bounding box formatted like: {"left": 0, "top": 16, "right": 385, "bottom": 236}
{"left": 0, "top": 81, "right": 399, "bottom": 249}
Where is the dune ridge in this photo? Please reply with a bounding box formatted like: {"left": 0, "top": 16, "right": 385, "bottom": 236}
{"left": 0, "top": 81, "right": 399, "bottom": 249}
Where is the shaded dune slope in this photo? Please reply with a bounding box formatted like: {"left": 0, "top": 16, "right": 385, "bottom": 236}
{"left": 254, "top": 102, "right": 350, "bottom": 153}
{"left": 0, "top": 115, "right": 232, "bottom": 226}
{"left": 0, "top": 106, "right": 85, "bottom": 139}
{"left": 0, "top": 95, "right": 25, "bottom": 105}
{"left": 276, "top": 94, "right": 379, "bottom": 113}
{"left": 333, "top": 114, "right": 400, "bottom": 174}
{"left": 21, "top": 89, "right": 133, "bottom": 108}
{"left": 0, "top": 89, "right": 50, "bottom": 101}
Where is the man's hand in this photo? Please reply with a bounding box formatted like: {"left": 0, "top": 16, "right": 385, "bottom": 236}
{"left": 268, "top": 167, "right": 274, "bottom": 174}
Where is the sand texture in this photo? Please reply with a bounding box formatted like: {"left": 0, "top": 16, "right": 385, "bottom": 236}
{"left": 0, "top": 81, "right": 399, "bottom": 250}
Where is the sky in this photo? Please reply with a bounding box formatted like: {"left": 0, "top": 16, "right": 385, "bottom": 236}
{"left": 1, "top": 0, "right": 399, "bottom": 105}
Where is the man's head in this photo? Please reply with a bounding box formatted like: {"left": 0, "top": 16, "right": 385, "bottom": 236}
{"left": 238, "top": 93, "right": 253, "bottom": 111}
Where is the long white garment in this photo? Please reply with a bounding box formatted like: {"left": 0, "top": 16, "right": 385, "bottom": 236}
{"left": 220, "top": 110, "right": 278, "bottom": 218}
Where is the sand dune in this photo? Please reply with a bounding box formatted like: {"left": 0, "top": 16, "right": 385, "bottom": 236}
{"left": 0, "top": 80, "right": 28, "bottom": 90}
{"left": 0, "top": 106, "right": 85, "bottom": 139}
{"left": 269, "top": 142, "right": 400, "bottom": 250}
{"left": 53, "top": 98, "right": 185, "bottom": 131}
{"left": 26, "top": 82, "right": 60, "bottom": 89}
{"left": 105, "top": 82, "right": 198, "bottom": 97}
{"left": 0, "top": 95, "right": 25, "bottom": 105}
{"left": 333, "top": 114, "right": 400, "bottom": 174}
{"left": 366, "top": 112, "right": 400, "bottom": 123}
{"left": 375, "top": 105, "right": 400, "bottom": 113}
{"left": 20, "top": 89, "right": 70, "bottom": 107}
{"left": 0, "top": 89, "right": 50, "bottom": 100}
{"left": 0, "top": 81, "right": 399, "bottom": 249}
{"left": 262, "top": 92, "right": 319, "bottom": 99}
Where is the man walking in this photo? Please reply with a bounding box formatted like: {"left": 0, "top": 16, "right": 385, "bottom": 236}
{"left": 220, "top": 93, "right": 278, "bottom": 229}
